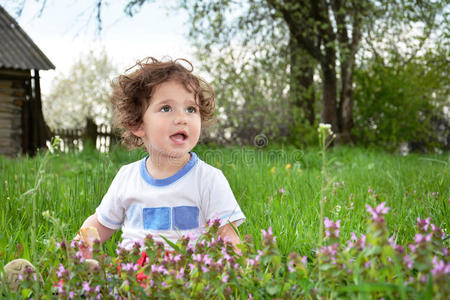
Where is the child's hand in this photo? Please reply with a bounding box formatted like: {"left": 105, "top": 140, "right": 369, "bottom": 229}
{"left": 79, "top": 241, "right": 93, "bottom": 259}
{"left": 76, "top": 227, "right": 100, "bottom": 259}
{"left": 218, "top": 222, "right": 241, "bottom": 254}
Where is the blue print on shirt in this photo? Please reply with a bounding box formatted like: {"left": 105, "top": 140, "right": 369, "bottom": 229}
{"left": 173, "top": 206, "right": 199, "bottom": 230}
{"left": 143, "top": 207, "right": 171, "bottom": 230}
{"left": 126, "top": 205, "right": 142, "bottom": 228}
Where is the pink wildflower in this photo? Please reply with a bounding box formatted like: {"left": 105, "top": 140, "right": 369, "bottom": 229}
{"left": 431, "top": 256, "right": 450, "bottom": 277}
{"left": 222, "top": 274, "right": 229, "bottom": 283}
{"left": 417, "top": 217, "right": 431, "bottom": 232}
{"left": 56, "top": 264, "right": 66, "bottom": 278}
{"left": 366, "top": 202, "right": 390, "bottom": 219}
{"left": 403, "top": 255, "right": 413, "bottom": 269}
{"left": 301, "top": 256, "right": 308, "bottom": 265}
{"left": 324, "top": 217, "right": 341, "bottom": 238}
{"left": 82, "top": 281, "right": 90, "bottom": 293}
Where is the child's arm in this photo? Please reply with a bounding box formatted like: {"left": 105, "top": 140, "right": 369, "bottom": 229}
{"left": 75, "top": 213, "right": 116, "bottom": 258}
{"left": 78, "top": 213, "right": 116, "bottom": 243}
{"left": 218, "top": 221, "right": 241, "bottom": 253}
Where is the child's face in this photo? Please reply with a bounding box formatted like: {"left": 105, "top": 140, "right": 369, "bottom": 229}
{"left": 132, "top": 80, "right": 201, "bottom": 160}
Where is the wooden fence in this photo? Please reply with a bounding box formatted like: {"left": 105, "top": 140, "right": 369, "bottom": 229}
{"left": 53, "top": 123, "right": 119, "bottom": 153}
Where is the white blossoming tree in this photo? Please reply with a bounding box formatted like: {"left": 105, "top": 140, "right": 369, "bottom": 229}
{"left": 43, "top": 49, "right": 118, "bottom": 129}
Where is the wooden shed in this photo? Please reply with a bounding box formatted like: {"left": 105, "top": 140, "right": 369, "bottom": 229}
{"left": 0, "top": 5, "right": 55, "bottom": 156}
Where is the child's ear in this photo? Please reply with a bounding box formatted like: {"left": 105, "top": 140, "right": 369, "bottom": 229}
{"left": 131, "top": 124, "right": 145, "bottom": 138}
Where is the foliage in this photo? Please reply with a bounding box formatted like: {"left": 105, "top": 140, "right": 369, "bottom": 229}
{"left": 2, "top": 197, "right": 449, "bottom": 298}
{"left": 184, "top": 1, "right": 298, "bottom": 145}
{"left": 173, "top": 0, "right": 447, "bottom": 147}
{"left": 1, "top": 143, "right": 449, "bottom": 261}
{"left": 43, "top": 49, "right": 118, "bottom": 129}
{"left": 1, "top": 125, "right": 449, "bottom": 297}
{"left": 353, "top": 47, "right": 450, "bottom": 151}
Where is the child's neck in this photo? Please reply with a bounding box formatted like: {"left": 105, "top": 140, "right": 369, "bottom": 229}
{"left": 146, "top": 152, "right": 191, "bottom": 179}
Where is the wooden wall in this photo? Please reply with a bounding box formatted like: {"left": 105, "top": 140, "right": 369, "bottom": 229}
{"left": 0, "top": 69, "right": 29, "bottom": 156}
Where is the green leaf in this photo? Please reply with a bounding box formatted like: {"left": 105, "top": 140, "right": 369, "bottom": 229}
{"left": 338, "top": 282, "right": 399, "bottom": 293}
{"left": 266, "top": 283, "right": 280, "bottom": 296}
{"left": 21, "top": 288, "right": 32, "bottom": 298}
{"left": 159, "top": 235, "right": 181, "bottom": 253}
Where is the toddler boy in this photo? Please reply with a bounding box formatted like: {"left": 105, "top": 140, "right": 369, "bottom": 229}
{"left": 3, "top": 57, "right": 245, "bottom": 291}
{"left": 77, "top": 57, "right": 246, "bottom": 255}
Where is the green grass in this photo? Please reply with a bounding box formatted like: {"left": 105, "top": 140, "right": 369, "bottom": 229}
{"left": 0, "top": 145, "right": 448, "bottom": 267}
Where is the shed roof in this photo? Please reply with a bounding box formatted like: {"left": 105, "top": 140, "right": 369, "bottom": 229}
{"left": 0, "top": 5, "right": 55, "bottom": 71}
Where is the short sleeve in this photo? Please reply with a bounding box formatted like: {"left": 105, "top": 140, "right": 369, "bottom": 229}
{"left": 205, "top": 170, "right": 246, "bottom": 227}
{"left": 96, "top": 167, "right": 126, "bottom": 230}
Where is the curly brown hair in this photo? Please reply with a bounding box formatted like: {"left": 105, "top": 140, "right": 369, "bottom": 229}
{"left": 110, "top": 57, "right": 215, "bottom": 148}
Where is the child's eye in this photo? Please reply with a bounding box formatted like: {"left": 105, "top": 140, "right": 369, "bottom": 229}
{"left": 160, "top": 105, "right": 172, "bottom": 112}
{"left": 186, "top": 106, "right": 197, "bottom": 113}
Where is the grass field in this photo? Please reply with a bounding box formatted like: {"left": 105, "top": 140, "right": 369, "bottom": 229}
{"left": 0, "top": 144, "right": 448, "bottom": 268}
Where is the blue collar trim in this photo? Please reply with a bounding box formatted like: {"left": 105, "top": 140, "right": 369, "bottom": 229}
{"left": 140, "top": 152, "right": 198, "bottom": 187}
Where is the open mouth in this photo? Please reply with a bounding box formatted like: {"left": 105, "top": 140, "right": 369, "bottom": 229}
{"left": 170, "top": 131, "right": 188, "bottom": 143}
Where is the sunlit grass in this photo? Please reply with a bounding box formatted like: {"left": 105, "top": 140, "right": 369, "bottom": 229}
{"left": 0, "top": 145, "right": 448, "bottom": 266}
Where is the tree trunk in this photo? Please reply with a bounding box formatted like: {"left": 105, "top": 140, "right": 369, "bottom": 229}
{"left": 336, "top": 57, "right": 354, "bottom": 144}
{"left": 320, "top": 50, "right": 338, "bottom": 133}
{"left": 289, "top": 36, "right": 316, "bottom": 125}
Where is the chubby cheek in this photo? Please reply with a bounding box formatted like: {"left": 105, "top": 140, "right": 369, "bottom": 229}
{"left": 191, "top": 120, "right": 202, "bottom": 142}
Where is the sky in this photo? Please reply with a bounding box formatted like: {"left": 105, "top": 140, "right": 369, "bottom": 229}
{"left": 1, "top": 0, "right": 194, "bottom": 95}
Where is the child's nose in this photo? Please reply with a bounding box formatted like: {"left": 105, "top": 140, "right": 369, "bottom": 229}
{"left": 174, "top": 111, "right": 187, "bottom": 125}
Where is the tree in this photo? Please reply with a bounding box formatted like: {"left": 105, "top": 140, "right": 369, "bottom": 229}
{"left": 353, "top": 43, "right": 449, "bottom": 151}
{"left": 43, "top": 49, "right": 117, "bottom": 129}
{"left": 172, "top": 0, "right": 447, "bottom": 145}
{"left": 13, "top": 0, "right": 448, "bottom": 147}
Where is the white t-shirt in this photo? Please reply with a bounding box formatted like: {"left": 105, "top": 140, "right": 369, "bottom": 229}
{"left": 96, "top": 152, "right": 246, "bottom": 250}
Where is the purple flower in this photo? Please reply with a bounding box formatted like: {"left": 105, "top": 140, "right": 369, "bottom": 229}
{"left": 56, "top": 264, "right": 66, "bottom": 278}
{"left": 193, "top": 254, "right": 202, "bottom": 263}
{"left": 417, "top": 217, "right": 430, "bottom": 232}
{"left": 82, "top": 281, "right": 90, "bottom": 293}
{"left": 75, "top": 250, "right": 85, "bottom": 263}
{"left": 262, "top": 227, "right": 273, "bottom": 237}
{"left": 414, "top": 233, "right": 432, "bottom": 244}
{"left": 222, "top": 274, "right": 229, "bottom": 283}
{"left": 301, "top": 256, "right": 307, "bottom": 265}
{"left": 403, "top": 255, "right": 413, "bottom": 269}
{"left": 201, "top": 266, "right": 209, "bottom": 273}
{"left": 320, "top": 243, "right": 338, "bottom": 261}
{"left": 287, "top": 261, "right": 295, "bottom": 272}
{"left": 176, "top": 268, "right": 184, "bottom": 280}
{"left": 174, "top": 254, "right": 182, "bottom": 262}
{"left": 279, "top": 187, "right": 285, "bottom": 194}
{"left": 394, "top": 245, "right": 405, "bottom": 254}
{"left": 69, "top": 291, "right": 74, "bottom": 299}
{"left": 121, "top": 262, "right": 137, "bottom": 272}
{"left": 431, "top": 256, "right": 450, "bottom": 277}
{"left": 366, "top": 202, "right": 390, "bottom": 219}
{"left": 430, "top": 224, "right": 444, "bottom": 238}
{"left": 388, "top": 236, "right": 396, "bottom": 247}
{"left": 324, "top": 217, "right": 341, "bottom": 238}
{"left": 408, "top": 244, "right": 417, "bottom": 253}
{"left": 203, "top": 254, "right": 212, "bottom": 265}
{"left": 246, "top": 258, "right": 256, "bottom": 266}
{"left": 261, "top": 227, "right": 276, "bottom": 244}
